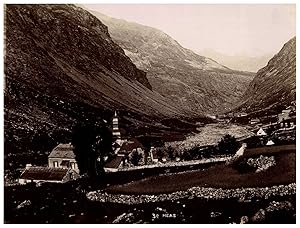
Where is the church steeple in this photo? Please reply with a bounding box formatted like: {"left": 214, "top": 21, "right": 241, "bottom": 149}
{"left": 112, "top": 111, "right": 121, "bottom": 140}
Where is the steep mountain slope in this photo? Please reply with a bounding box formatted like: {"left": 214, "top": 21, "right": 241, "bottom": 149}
{"left": 90, "top": 11, "right": 255, "bottom": 114}
{"left": 5, "top": 4, "right": 198, "bottom": 126}
{"left": 237, "top": 37, "right": 296, "bottom": 113}
{"left": 4, "top": 5, "right": 204, "bottom": 169}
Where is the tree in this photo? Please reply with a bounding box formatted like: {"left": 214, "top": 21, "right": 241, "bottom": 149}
{"left": 156, "top": 148, "right": 165, "bottom": 162}
{"left": 130, "top": 150, "right": 143, "bottom": 166}
{"left": 72, "top": 121, "right": 112, "bottom": 177}
{"left": 181, "top": 149, "right": 193, "bottom": 161}
{"left": 138, "top": 136, "right": 153, "bottom": 165}
{"left": 217, "top": 134, "right": 239, "bottom": 155}
{"left": 166, "top": 146, "right": 175, "bottom": 161}
{"left": 266, "top": 125, "right": 275, "bottom": 135}
{"left": 244, "top": 136, "right": 263, "bottom": 149}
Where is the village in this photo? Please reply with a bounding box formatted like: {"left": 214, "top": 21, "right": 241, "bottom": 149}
{"left": 15, "top": 100, "right": 296, "bottom": 185}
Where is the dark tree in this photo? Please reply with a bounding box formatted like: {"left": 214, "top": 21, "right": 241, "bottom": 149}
{"left": 244, "top": 136, "right": 263, "bottom": 149}
{"left": 130, "top": 150, "right": 142, "bottom": 166}
{"left": 156, "top": 148, "right": 165, "bottom": 162}
{"left": 217, "top": 134, "right": 240, "bottom": 155}
{"left": 181, "top": 149, "right": 193, "bottom": 161}
{"left": 138, "top": 136, "right": 153, "bottom": 165}
{"left": 72, "top": 121, "right": 112, "bottom": 177}
{"left": 138, "top": 136, "right": 152, "bottom": 152}
{"left": 31, "top": 127, "right": 56, "bottom": 152}
{"left": 51, "top": 128, "right": 72, "bottom": 144}
{"left": 166, "top": 146, "right": 175, "bottom": 161}
{"left": 266, "top": 125, "right": 275, "bottom": 135}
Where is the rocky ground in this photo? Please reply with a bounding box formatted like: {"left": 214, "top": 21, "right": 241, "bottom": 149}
{"left": 4, "top": 180, "right": 296, "bottom": 224}
{"left": 247, "top": 155, "right": 276, "bottom": 172}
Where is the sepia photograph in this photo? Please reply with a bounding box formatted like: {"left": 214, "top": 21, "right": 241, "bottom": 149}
{"left": 2, "top": 0, "right": 297, "bottom": 224}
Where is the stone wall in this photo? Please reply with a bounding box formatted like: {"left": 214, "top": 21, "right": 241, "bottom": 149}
{"left": 87, "top": 183, "right": 296, "bottom": 205}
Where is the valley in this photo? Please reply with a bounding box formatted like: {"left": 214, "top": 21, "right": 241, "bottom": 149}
{"left": 3, "top": 3, "right": 296, "bottom": 225}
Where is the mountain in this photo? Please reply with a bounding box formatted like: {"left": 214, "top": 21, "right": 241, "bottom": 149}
{"left": 90, "top": 11, "right": 255, "bottom": 114}
{"left": 199, "top": 49, "right": 273, "bottom": 73}
{"left": 237, "top": 37, "right": 296, "bottom": 113}
{"left": 4, "top": 5, "right": 205, "bottom": 169}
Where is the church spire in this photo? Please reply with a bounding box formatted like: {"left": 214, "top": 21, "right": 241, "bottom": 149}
{"left": 112, "top": 110, "right": 121, "bottom": 140}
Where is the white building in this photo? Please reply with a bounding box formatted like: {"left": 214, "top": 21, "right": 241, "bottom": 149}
{"left": 48, "top": 143, "right": 79, "bottom": 173}
{"left": 266, "top": 140, "right": 275, "bottom": 146}
{"left": 256, "top": 128, "right": 267, "bottom": 136}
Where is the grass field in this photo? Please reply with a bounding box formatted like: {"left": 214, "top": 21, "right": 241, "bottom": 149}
{"left": 243, "top": 144, "right": 295, "bottom": 157}
{"left": 106, "top": 145, "right": 295, "bottom": 195}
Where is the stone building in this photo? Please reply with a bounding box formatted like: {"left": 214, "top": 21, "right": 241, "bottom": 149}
{"left": 48, "top": 143, "right": 79, "bottom": 173}
{"left": 19, "top": 165, "right": 79, "bottom": 185}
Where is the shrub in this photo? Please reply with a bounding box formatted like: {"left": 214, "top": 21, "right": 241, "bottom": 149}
{"left": 217, "top": 134, "right": 239, "bottom": 155}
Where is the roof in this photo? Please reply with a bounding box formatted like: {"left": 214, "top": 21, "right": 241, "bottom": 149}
{"left": 266, "top": 140, "right": 275, "bottom": 146}
{"left": 257, "top": 128, "right": 267, "bottom": 136}
{"left": 48, "top": 143, "right": 76, "bottom": 159}
{"left": 20, "top": 167, "right": 69, "bottom": 181}
{"left": 282, "top": 109, "right": 292, "bottom": 113}
{"left": 104, "top": 156, "right": 123, "bottom": 169}
{"left": 119, "top": 138, "right": 143, "bottom": 154}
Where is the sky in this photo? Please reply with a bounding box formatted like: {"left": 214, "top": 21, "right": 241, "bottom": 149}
{"left": 83, "top": 4, "right": 296, "bottom": 57}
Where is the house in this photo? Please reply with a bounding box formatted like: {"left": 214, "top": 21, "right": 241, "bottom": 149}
{"left": 118, "top": 138, "right": 144, "bottom": 156}
{"left": 278, "top": 106, "right": 296, "bottom": 128}
{"left": 278, "top": 112, "right": 295, "bottom": 128}
{"left": 278, "top": 112, "right": 290, "bottom": 122}
{"left": 48, "top": 143, "right": 79, "bottom": 173}
{"left": 257, "top": 128, "right": 267, "bottom": 136}
{"left": 249, "top": 118, "right": 260, "bottom": 125}
{"left": 266, "top": 140, "right": 275, "bottom": 146}
{"left": 18, "top": 165, "right": 79, "bottom": 185}
{"left": 18, "top": 143, "right": 80, "bottom": 184}
{"left": 104, "top": 155, "right": 124, "bottom": 172}
{"left": 236, "top": 112, "right": 247, "bottom": 117}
